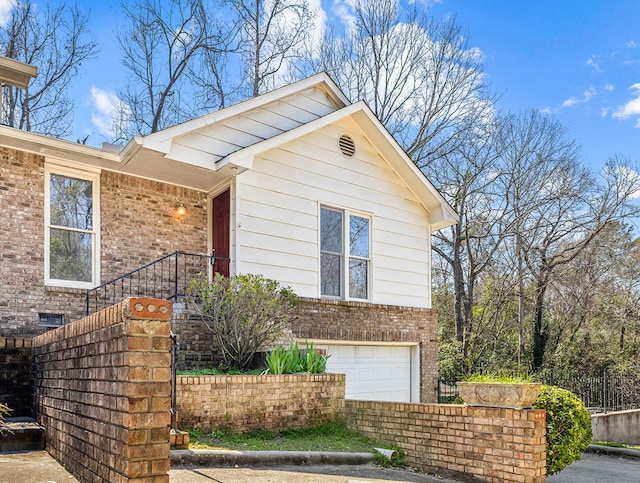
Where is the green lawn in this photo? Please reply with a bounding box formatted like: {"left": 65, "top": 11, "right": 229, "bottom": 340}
{"left": 189, "top": 422, "right": 389, "bottom": 454}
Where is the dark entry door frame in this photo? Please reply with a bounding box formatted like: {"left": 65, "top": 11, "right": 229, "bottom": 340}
{"left": 211, "top": 188, "right": 230, "bottom": 277}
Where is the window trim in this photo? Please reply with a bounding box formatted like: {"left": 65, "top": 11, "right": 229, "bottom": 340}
{"left": 319, "top": 204, "right": 372, "bottom": 301}
{"left": 44, "top": 161, "right": 101, "bottom": 289}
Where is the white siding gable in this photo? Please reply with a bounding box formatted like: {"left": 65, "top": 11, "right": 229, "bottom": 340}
{"left": 234, "top": 120, "right": 432, "bottom": 308}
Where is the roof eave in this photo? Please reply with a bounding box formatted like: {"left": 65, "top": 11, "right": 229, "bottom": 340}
{"left": 0, "top": 125, "right": 121, "bottom": 166}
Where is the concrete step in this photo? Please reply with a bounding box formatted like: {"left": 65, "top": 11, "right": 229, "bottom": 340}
{"left": 0, "top": 417, "right": 45, "bottom": 452}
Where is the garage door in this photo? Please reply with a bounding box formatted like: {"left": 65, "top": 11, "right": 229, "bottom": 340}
{"left": 319, "top": 344, "right": 413, "bottom": 402}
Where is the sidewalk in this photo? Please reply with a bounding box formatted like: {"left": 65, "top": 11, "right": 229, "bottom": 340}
{"left": 0, "top": 451, "right": 78, "bottom": 483}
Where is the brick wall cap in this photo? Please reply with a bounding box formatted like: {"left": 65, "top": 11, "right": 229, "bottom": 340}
{"left": 123, "top": 298, "right": 172, "bottom": 320}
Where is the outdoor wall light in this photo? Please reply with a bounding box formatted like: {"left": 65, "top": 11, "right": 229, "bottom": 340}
{"left": 175, "top": 202, "right": 187, "bottom": 216}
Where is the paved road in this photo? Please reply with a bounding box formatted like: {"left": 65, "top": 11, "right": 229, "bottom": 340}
{"left": 169, "top": 464, "right": 462, "bottom": 483}
{"left": 3, "top": 450, "right": 638, "bottom": 483}
{"left": 547, "top": 452, "right": 640, "bottom": 483}
{"left": 171, "top": 453, "right": 640, "bottom": 483}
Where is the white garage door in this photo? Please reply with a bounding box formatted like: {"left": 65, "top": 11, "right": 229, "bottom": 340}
{"left": 319, "top": 344, "right": 413, "bottom": 402}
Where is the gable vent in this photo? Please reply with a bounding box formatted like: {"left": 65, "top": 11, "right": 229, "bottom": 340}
{"left": 338, "top": 133, "right": 356, "bottom": 157}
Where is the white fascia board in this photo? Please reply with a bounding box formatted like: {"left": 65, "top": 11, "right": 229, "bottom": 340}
{"left": 140, "top": 72, "right": 350, "bottom": 144}
{"left": 0, "top": 125, "right": 120, "bottom": 165}
{"left": 0, "top": 57, "right": 38, "bottom": 88}
{"left": 351, "top": 110, "right": 458, "bottom": 231}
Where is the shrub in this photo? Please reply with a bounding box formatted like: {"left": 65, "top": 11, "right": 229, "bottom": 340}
{"left": 187, "top": 273, "right": 299, "bottom": 371}
{"left": 264, "top": 342, "right": 330, "bottom": 374}
{"left": 533, "top": 385, "right": 592, "bottom": 475}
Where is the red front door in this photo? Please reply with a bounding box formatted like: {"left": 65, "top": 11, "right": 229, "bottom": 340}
{"left": 212, "top": 189, "right": 230, "bottom": 276}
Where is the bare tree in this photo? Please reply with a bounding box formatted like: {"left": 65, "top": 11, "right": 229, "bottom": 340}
{"left": 430, "top": 117, "right": 509, "bottom": 365}
{"left": 301, "top": 0, "right": 493, "bottom": 168}
{"left": 545, "top": 221, "right": 640, "bottom": 372}
{"left": 116, "top": 0, "right": 232, "bottom": 139}
{"left": 230, "top": 0, "right": 316, "bottom": 97}
{"left": 0, "top": 0, "right": 97, "bottom": 137}
{"left": 499, "top": 111, "right": 640, "bottom": 370}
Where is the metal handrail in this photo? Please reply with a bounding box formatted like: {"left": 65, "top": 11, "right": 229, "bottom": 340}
{"left": 85, "top": 250, "right": 229, "bottom": 316}
{"left": 84, "top": 250, "right": 231, "bottom": 432}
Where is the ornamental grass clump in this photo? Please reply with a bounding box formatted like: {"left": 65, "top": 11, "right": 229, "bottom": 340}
{"left": 0, "top": 403, "right": 10, "bottom": 428}
{"left": 264, "top": 342, "right": 330, "bottom": 374}
{"left": 533, "top": 385, "right": 592, "bottom": 475}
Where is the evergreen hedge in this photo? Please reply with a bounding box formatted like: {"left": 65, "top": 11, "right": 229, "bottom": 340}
{"left": 534, "top": 385, "right": 592, "bottom": 475}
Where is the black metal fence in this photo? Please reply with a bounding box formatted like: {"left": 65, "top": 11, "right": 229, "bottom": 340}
{"left": 85, "top": 251, "right": 229, "bottom": 316}
{"left": 542, "top": 369, "right": 640, "bottom": 414}
{"left": 437, "top": 370, "right": 640, "bottom": 413}
{"left": 437, "top": 380, "right": 460, "bottom": 403}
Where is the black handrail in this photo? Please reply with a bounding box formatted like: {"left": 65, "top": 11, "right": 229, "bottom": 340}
{"left": 85, "top": 250, "right": 229, "bottom": 316}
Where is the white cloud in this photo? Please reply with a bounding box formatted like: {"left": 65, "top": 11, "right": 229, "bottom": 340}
{"left": 627, "top": 40, "right": 637, "bottom": 48}
{"left": 307, "top": 0, "right": 327, "bottom": 50}
{"left": 601, "top": 107, "right": 610, "bottom": 117}
{"left": 586, "top": 56, "right": 601, "bottom": 72}
{"left": 612, "top": 83, "right": 640, "bottom": 124}
{"left": 332, "top": 0, "right": 357, "bottom": 36}
{"left": 604, "top": 83, "right": 614, "bottom": 92}
{"left": 562, "top": 86, "right": 596, "bottom": 107}
{"left": 0, "top": 0, "right": 14, "bottom": 27}
{"left": 90, "top": 87, "right": 129, "bottom": 140}
{"left": 603, "top": 164, "right": 640, "bottom": 199}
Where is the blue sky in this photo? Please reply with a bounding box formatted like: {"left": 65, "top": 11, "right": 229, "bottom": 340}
{"left": 430, "top": 0, "right": 640, "bottom": 170}
{"left": 4, "top": 1, "right": 640, "bottom": 172}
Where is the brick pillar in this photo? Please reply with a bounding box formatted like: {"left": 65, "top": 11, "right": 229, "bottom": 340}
{"left": 119, "top": 298, "right": 173, "bottom": 482}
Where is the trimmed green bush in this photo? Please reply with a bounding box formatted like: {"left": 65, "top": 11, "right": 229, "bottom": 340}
{"left": 533, "top": 385, "right": 592, "bottom": 475}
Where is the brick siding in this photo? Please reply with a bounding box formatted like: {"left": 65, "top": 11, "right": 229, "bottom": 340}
{"left": 345, "top": 400, "right": 546, "bottom": 483}
{"left": 294, "top": 298, "right": 439, "bottom": 402}
{"left": 0, "top": 337, "right": 32, "bottom": 417}
{"left": 0, "top": 147, "right": 207, "bottom": 337}
{"left": 176, "top": 373, "right": 345, "bottom": 433}
{"left": 32, "top": 297, "right": 172, "bottom": 483}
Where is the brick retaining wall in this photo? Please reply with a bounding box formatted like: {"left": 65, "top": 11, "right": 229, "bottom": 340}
{"left": 176, "top": 373, "right": 345, "bottom": 433}
{"left": 0, "top": 337, "right": 32, "bottom": 417}
{"left": 345, "top": 400, "right": 546, "bottom": 483}
{"left": 32, "top": 298, "right": 173, "bottom": 483}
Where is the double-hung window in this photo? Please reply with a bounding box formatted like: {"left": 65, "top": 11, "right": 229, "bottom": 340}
{"left": 320, "top": 206, "right": 370, "bottom": 300}
{"left": 45, "top": 163, "right": 100, "bottom": 288}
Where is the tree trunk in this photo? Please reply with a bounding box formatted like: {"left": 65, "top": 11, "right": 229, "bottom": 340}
{"left": 452, "top": 225, "right": 465, "bottom": 345}
{"left": 531, "top": 274, "right": 548, "bottom": 371}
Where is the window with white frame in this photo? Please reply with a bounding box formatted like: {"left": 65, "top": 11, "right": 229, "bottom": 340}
{"left": 320, "top": 206, "right": 370, "bottom": 300}
{"left": 45, "top": 163, "right": 100, "bottom": 288}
